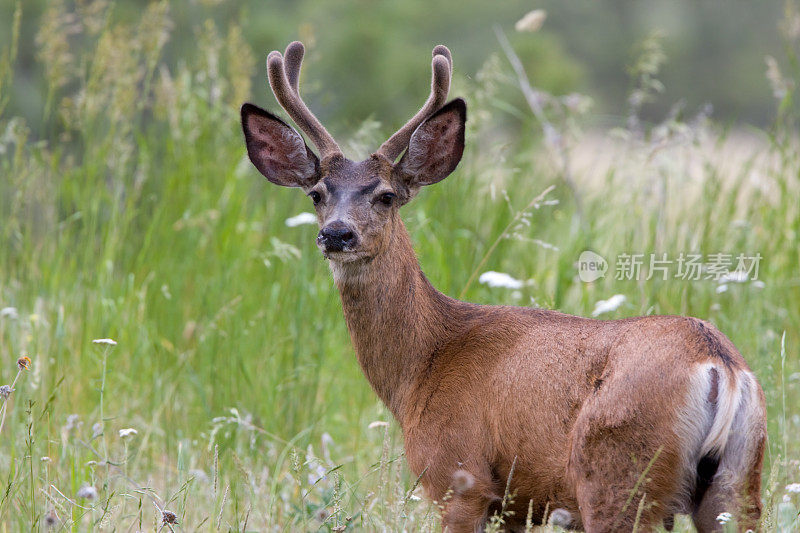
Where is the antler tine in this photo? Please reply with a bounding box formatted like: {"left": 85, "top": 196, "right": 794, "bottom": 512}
{"left": 266, "top": 42, "right": 341, "bottom": 159}
{"left": 283, "top": 41, "right": 303, "bottom": 93}
{"left": 377, "top": 45, "right": 452, "bottom": 161}
{"left": 432, "top": 45, "right": 452, "bottom": 71}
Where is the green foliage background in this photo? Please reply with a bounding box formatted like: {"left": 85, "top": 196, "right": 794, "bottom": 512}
{"left": 0, "top": 0, "right": 798, "bottom": 530}
{"left": 0, "top": 0, "right": 789, "bottom": 133}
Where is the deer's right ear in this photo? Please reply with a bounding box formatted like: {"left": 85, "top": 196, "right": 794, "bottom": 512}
{"left": 241, "top": 103, "right": 320, "bottom": 188}
{"left": 394, "top": 98, "right": 466, "bottom": 200}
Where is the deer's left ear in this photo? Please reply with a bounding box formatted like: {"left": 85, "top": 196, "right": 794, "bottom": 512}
{"left": 394, "top": 98, "right": 466, "bottom": 196}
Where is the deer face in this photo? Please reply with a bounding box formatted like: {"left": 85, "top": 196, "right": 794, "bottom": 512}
{"left": 304, "top": 154, "right": 397, "bottom": 262}
{"left": 240, "top": 42, "right": 465, "bottom": 264}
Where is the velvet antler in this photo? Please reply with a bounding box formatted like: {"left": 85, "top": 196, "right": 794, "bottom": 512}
{"left": 267, "top": 41, "right": 341, "bottom": 159}
{"left": 377, "top": 45, "right": 453, "bottom": 161}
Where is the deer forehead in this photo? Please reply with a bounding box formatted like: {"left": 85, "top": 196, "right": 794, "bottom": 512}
{"left": 317, "top": 154, "right": 394, "bottom": 192}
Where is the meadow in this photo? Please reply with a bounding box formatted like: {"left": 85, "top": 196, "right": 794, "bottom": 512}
{"left": 0, "top": 1, "right": 799, "bottom": 531}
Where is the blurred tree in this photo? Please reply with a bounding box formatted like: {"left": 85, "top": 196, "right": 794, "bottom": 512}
{"left": 0, "top": 0, "right": 787, "bottom": 138}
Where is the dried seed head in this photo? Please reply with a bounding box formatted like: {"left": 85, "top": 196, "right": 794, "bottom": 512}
{"left": 44, "top": 509, "right": 58, "bottom": 528}
{"left": 314, "top": 508, "right": 330, "bottom": 523}
{"left": 515, "top": 10, "right": 547, "bottom": 32}
{"left": 548, "top": 508, "right": 573, "bottom": 528}
{"left": 162, "top": 510, "right": 178, "bottom": 525}
{"left": 0, "top": 385, "right": 13, "bottom": 399}
{"left": 451, "top": 469, "right": 475, "bottom": 494}
{"left": 17, "top": 356, "right": 31, "bottom": 370}
{"left": 76, "top": 485, "right": 98, "bottom": 500}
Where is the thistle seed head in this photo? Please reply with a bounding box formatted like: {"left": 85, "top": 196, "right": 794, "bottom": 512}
{"left": 549, "top": 508, "right": 573, "bottom": 528}
{"left": 452, "top": 469, "right": 475, "bottom": 494}
{"left": 162, "top": 510, "right": 178, "bottom": 525}
{"left": 44, "top": 509, "right": 58, "bottom": 528}
{"left": 76, "top": 485, "right": 98, "bottom": 501}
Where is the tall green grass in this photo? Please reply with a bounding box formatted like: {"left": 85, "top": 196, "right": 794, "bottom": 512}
{"left": 0, "top": 1, "right": 798, "bottom": 530}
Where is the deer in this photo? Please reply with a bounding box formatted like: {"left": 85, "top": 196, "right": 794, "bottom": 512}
{"left": 240, "top": 41, "right": 767, "bottom": 532}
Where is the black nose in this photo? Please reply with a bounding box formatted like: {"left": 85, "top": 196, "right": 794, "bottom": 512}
{"left": 318, "top": 221, "right": 357, "bottom": 252}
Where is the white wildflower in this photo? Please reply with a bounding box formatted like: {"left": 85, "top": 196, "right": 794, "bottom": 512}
{"left": 64, "top": 414, "right": 80, "bottom": 432}
{"left": 40, "top": 456, "right": 51, "bottom": 462}
{"left": 478, "top": 271, "right": 524, "bottom": 289}
{"left": 0, "top": 385, "right": 13, "bottom": 399}
{"left": 92, "top": 338, "right": 117, "bottom": 346}
{"left": 784, "top": 494, "right": 791, "bottom": 503}
{"left": 0, "top": 307, "right": 18, "bottom": 319}
{"left": 515, "top": 9, "right": 547, "bottom": 32}
{"left": 118, "top": 428, "right": 138, "bottom": 438}
{"left": 716, "top": 512, "right": 733, "bottom": 524}
{"left": 719, "top": 271, "right": 749, "bottom": 283}
{"left": 76, "top": 485, "right": 98, "bottom": 500}
{"left": 368, "top": 421, "right": 389, "bottom": 429}
{"left": 752, "top": 280, "right": 766, "bottom": 289}
{"left": 592, "top": 294, "right": 626, "bottom": 316}
{"left": 307, "top": 464, "right": 327, "bottom": 486}
{"left": 91, "top": 422, "right": 103, "bottom": 439}
{"left": 285, "top": 212, "right": 317, "bottom": 227}
{"left": 716, "top": 284, "right": 729, "bottom": 294}
{"left": 787, "top": 483, "right": 800, "bottom": 493}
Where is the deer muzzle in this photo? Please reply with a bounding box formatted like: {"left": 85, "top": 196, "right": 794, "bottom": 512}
{"left": 317, "top": 221, "right": 358, "bottom": 253}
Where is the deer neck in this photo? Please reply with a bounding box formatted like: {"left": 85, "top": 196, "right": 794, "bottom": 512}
{"left": 330, "top": 219, "right": 458, "bottom": 423}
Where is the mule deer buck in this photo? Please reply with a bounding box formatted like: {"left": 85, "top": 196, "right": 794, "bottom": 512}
{"left": 240, "top": 41, "right": 766, "bottom": 532}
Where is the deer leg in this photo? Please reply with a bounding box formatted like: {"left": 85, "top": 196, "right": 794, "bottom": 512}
{"left": 424, "top": 463, "right": 499, "bottom": 533}
{"left": 692, "top": 470, "right": 762, "bottom": 533}
{"left": 692, "top": 393, "right": 766, "bottom": 533}
{"left": 570, "top": 446, "right": 680, "bottom": 532}
{"left": 567, "top": 389, "right": 684, "bottom": 531}
{"left": 440, "top": 492, "right": 497, "bottom": 533}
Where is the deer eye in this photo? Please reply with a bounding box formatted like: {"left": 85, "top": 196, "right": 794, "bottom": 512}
{"left": 308, "top": 191, "right": 321, "bottom": 205}
{"left": 377, "top": 192, "right": 395, "bottom": 206}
